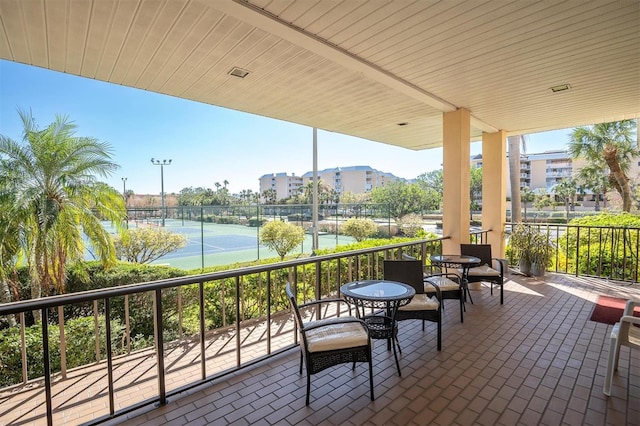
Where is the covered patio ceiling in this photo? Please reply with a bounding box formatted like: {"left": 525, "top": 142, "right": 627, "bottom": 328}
{"left": 0, "top": 0, "right": 638, "bottom": 150}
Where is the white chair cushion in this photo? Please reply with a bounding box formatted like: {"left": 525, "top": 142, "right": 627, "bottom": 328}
{"left": 398, "top": 293, "right": 439, "bottom": 311}
{"left": 425, "top": 276, "right": 460, "bottom": 291}
{"left": 464, "top": 264, "right": 500, "bottom": 277}
{"left": 305, "top": 321, "right": 369, "bottom": 352}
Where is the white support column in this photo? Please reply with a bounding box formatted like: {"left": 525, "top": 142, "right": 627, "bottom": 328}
{"left": 482, "top": 131, "right": 507, "bottom": 257}
{"left": 442, "top": 108, "right": 471, "bottom": 253}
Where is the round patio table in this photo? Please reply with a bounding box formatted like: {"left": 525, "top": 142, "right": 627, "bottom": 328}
{"left": 430, "top": 254, "right": 481, "bottom": 303}
{"left": 340, "top": 280, "right": 415, "bottom": 376}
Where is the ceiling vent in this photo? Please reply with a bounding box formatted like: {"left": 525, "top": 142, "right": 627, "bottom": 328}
{"left": 549, "top": 84, "right": 571, "bottom": 93}
{"left": 229, "top": 67, "right": 250, "bottom": 78}
{"left": 397, "top": 122, "right": 409, "bottom": 126}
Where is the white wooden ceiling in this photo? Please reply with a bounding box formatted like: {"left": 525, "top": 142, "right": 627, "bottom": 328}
{"left": 0, "top": 0, "right": 638, "bottom": 150}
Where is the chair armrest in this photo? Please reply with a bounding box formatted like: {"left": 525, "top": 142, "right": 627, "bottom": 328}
{"left": 302, "top": 316, "right": 369, "bottom": 332}
{"left": 492, "top": 258, "right": 506, "bottom": 274}
{"left": 424, "top": 273, "right": 461, "bottom": 285}
{"left": 423, "top": 280, "right": 442, "bottom": 301}
{"left": 623, "top": 299, "right": 640, "bottom": 316}
{"left": 620, "top": 315, "right": 640, "bottom": 326}
{"left": 298, "top": 298, "right": 355, "bottom": 316}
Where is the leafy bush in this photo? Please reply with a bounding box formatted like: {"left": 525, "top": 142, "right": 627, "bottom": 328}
{"left": 0, "top": 316, "right": 125, "bottom": 388}
{"left": 113, "top": 227, "right": 187, "bottom": 264}
{"left": 559, "top": 212, "right": 640, "bottom": 279}
{"left": 341, "top": 218, "right": 378, "bottom": 242}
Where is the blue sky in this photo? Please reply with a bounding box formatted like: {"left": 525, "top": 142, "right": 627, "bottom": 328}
{"left": 0, "top": 59, "right": 571, "bottom": 195}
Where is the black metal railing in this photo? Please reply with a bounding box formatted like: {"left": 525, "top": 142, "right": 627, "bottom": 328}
{"left": 505, "top": 222, "right": 640, "bottom": 282}
{"left": 0, "top": 238, "right": 445, "bottom": 426}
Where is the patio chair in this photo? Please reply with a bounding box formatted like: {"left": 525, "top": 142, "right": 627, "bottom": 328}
{"left": 603, "top": 299, "right": 640, "bottom": 396}
{"left": 402, "top": 253, "right": 465, "bottom": 322}
{"left": 383, "top": 259, "right": 442, "bottom": 350}
{"left": 285, "top": 283, "right": 374, "bottom": 405}
{"left": 460, "top": 244, "right": 505, "bottom": 304}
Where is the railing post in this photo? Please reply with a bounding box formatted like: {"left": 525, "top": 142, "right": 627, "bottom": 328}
{"left": 199, "top": 281, "right": 206, "bottom": 380}
{"left": 42, "top": 308, "right": 53, "bottom": 426}
{"left": 94, "top": 300, "right": 100, "bottom": 362}
{"left": 235, "top": 276, "right": 241, "bottom": 367}
{"left": 105, "top": 297, "right": 115, "bottom": 415}
{"left": 58, "top": 306, "right": 67, "bottom": 379}
{"left": 125, "top": 294, "right": 131, "bottom": 354}
{"left": 20, "top": 312, "right": 27, "bottom": 384}
{"left": 178, "top": 287, "right": 183, "bottom": 340}
{"left": 154, "top": 289, "right": 166, "bottom": 405}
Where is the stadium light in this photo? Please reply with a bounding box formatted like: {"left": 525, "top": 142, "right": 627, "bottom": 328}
{"left": 150, "top": 158, "right": 172, "bottom": 226}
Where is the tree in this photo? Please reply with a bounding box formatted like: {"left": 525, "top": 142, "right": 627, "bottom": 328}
{"left": 521, "top": 187, "right": 535, "bottom": 221}
{"left": 553, "top": 178, "right": 577, "bottom": 221}
{"left": 414, "top": 170, "right": 443, "bottom": 211}
{"left": 469, "top": 167, "right": 483, "bottom": 212}
{"left": 341, "top": 218, "right": 378, "bottom": 242}
{"left": 113, "top": 227, "right": 187, "bottom": 264}
{"left": 0, "top": 110, "right": 126, "bottom": 312}
{"left": 262, "top": 188, "right": 277, "bottom": 204}
{"left": 259, "top": 220, "right": 305, "bottom": 260}
{"left": 568, "top": 120, "right": 639, "bottom": 212}
{"left": 370, "top": 180, "right": 429, "bottom": 220}
{"left": 533, "top": 189, "right": 553, "bottom": 211}
{"left": 574, "top": 164, "right": 610, "bottom": 212}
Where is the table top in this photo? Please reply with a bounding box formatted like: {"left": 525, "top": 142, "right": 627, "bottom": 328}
{"left": 430, "top": 254, "right": 481, "bottom": 266}
{"left": 340, "top": 280, "right": 415, "bottom": 303}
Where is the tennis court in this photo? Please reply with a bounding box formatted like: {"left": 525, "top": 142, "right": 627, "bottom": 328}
{"left": 113, "top": 219, "right": 355, "bottom": 270}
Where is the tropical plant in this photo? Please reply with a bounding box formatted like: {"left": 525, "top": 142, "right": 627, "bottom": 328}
{"left": 341, "top": 218, "right": 378, "bottom": 242}
{"left": 521, "top": 187, "right": 535, "bottom": 221}
{"left": 508, "top": 224, "right": 554, "bottom": 276}
{"left": 0, "top": 110, "right": 125, "bottom": 313}
{"left": 259, "top": 220, "right": 305, "bottom": 260}
{"left": 568, "top": 120, "right": 639, "bottom": 212}
{"left": 113, "top": 227, "right": 188, "bottom": 264}
{"left": 553, "top": 177, "right": 578, "bottom": 221}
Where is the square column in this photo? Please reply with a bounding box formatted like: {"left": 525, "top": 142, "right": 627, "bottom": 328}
{"left": 481, "top": 131, "right": 507, "bottom": 257}
{"left": 442, "top": 108, "right": 471, "bottom": 253}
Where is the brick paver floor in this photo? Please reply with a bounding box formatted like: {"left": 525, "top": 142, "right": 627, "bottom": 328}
{"left": 1, "top": 271, "right": 639, "bottom": 425}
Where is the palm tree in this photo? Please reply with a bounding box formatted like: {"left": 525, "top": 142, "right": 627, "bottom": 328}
{"left": 0, "top": 110, "right": 126, "bottom": 315}
{"left": 568, "top": 120, "right": 638, "bottom": 212}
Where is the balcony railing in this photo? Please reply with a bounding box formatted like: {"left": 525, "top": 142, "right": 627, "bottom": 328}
{"left": 0, "top": 238, "right": 445, "bottom": 426}
{"left": 505, "top": 222, "right": 640, "bottom": 282}
{"left": 2, "top": 222, "right": 638, "bottom": 425}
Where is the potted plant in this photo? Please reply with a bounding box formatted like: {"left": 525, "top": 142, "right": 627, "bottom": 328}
{"left": 508, "top": 224, "right": 535, "bottom": 275}
{"left": 529, "top": 232, "right": 555, "bottom": 277}
{"left": 508, "top": 224, "right": 555, "bottom": 277}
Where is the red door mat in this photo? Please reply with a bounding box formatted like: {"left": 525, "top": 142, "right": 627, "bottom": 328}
{"left": 589, "top": 295, "right": 640, "bottom": 325}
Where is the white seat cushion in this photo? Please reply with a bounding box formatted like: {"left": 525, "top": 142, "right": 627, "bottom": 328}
{"left": 305, "top": 321, "right": 369, "bottom": 352}
{"left": 464, "top": 264, "right": 500, "bottom": 277}
{"left": 425, "top": 276, "right": 460, "bottom": 292}
{"left": 398, "top": 293, "right": 439, "bottom": 311}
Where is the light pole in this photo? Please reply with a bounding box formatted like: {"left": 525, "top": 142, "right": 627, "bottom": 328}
{"left": 150, "top": 158, "right": 172, "bottom": 226}
{"left": 121, "top": 177, "right": 127, "bottom": 203}
{"left": 121, "top": 177, "right": 128, "bottom": 228}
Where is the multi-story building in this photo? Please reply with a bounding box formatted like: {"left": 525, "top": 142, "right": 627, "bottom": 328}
{"left": 259, "top": 166, "right": 400, "bottom": 201}
{"left": 472, "top": 150, "right": 575, "bottom": 196}
{"left": 301, "top": 166, "right": 399, "bottom": 196}
{"left": 258, "top": 172, "right": 303, "bottom": 200}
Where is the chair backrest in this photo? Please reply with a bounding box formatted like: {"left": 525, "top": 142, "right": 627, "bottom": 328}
{"left": 383, "top": 260, "right": 425, "bottom": 295}
{"left": 285, "top": 283, "right": 304, "bottom": 329}
{"left": 460, "top": 244, "right": 492, "bottom": 265}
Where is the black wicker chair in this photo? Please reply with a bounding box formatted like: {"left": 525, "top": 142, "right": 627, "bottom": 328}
{"left": 383, "top": 260, "right": 442, "bottom": 350}
{"left": 403, "top": 253, "right": 465, "bottom": 322}
{"left": 460, "top": 244, "right": 505, "bottom": 304}
{"left": 285, "top": 283, "right": 374, "bottom": 405}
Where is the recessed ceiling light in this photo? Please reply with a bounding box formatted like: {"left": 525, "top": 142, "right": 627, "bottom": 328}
{"left": 397, "top": 122, "right": 409, "bottom": 126}
{"left": 549, "top": 84, "right": 571, "bottom": 93}
{"left": 229, "top": 67, "right": 250, "bottom": 78}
